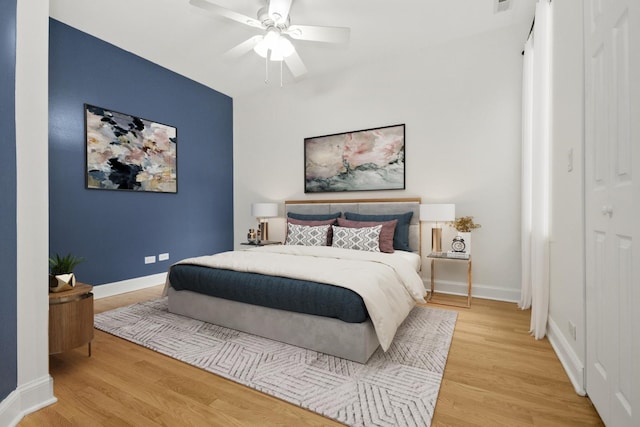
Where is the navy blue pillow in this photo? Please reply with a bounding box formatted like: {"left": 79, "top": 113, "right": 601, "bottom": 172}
{"left": 344, "top": 211, "right": 413, "bottom": 251}
{"left": 287, "top": 211, "right": 341, "bottom": 221}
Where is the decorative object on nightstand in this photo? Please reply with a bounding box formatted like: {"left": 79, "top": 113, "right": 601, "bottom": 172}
{"left": 447, "top": 216, "right": 481, "bottom": 255}
{"left": 251, "top": 202, "right": 279, "bottom": 243}
{"left": 451, "top": 236, "right": 466, "bottom": 252}
{"left": 419, "top": 204, "right": 455, "bottom": 253}
{"left": 48, "top": 253, "right": 85, "bottom": 293}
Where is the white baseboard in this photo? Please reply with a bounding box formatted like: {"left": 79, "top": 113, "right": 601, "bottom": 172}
{"left": 426, "top": 278, "right": 521, "bottom": 303}
{"left": 0, "top": 375, "right": 56, "bottom": 427}
{"left": 92, "top": 272, "right": 167, "bottom": 300}
{"left": 0, "top": 389, "right": 21, "bottom": 427}
{"left": 547, "top": 317, "right": 586, "bottom": 395}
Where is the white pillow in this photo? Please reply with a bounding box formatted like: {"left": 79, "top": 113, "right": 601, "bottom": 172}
{"left": 285, "top": 223, "right": 331, "bottom": 246}
{"left": 331, "top": 225, "right": 382, "bottom": 252}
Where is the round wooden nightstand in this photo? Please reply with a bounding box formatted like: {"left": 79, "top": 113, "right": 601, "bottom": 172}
{"left": 49, "top": 283, "right": 94, "bottom": 356}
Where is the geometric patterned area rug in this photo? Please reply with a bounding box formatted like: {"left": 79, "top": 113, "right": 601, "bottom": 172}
{"left": 94, "top": 298, "right": 457, "bottom": 427}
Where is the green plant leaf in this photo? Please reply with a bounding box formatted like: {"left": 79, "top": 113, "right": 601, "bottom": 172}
{"left": 49, "top": 253, "right": 85, "bottom": 275}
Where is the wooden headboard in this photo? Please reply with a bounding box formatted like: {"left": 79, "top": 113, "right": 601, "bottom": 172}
{"left": 284, "top": 198, "right": 422, "bottom": 254}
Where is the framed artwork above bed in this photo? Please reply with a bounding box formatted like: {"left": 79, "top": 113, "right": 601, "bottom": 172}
{"left": 304, "top": 124, "right": 405, "bottom": 193}
{"left": 85, "top": 104, "right": 178, "bottom": 193}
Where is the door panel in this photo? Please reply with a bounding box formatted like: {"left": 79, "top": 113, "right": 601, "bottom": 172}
{"left": 613, "top": 235, "right": 632, "bottom": 420}
{"left": 584, "top": 0, "right": 638, "bottom": 425}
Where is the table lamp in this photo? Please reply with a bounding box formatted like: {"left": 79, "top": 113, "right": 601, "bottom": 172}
{"left": 420, "top": 204, "right": 455, "bottom": 253}
{"left": 251, "top": 202, "right": 278, "bottom": 242}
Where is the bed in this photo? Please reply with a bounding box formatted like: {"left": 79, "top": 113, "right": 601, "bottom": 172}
{"left": 165, "top": 198, "right": 426, "bottom": 363}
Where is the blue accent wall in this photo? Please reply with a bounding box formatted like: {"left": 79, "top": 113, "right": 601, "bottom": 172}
{"left": 49, "top": 19, "right": 234, "bottom": 285}
{"left": 0, "top": 0, "right": 18, "bottom": 401}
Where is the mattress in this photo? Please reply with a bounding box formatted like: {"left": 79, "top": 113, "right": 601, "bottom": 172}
{"left": 169, "top": 263, "right": 369, "bottom": 323}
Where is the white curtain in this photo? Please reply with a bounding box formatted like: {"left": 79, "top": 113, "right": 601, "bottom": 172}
{"left": 519, "top": 0, "right": 552, "bottom": 340}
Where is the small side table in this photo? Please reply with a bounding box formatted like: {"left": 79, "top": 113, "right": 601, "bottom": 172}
{"left": 427, "top": 252, "right": 473, "bottom": 308}
{"left": 49, "top": 283, "right": 94, "bottom": 356}
{"left": 241, "top": 240, "right": 282, "bottom": 246}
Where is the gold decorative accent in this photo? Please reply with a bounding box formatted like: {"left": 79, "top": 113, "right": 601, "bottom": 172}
{"left": 258, "top": 221, "right": 269, "bottom": 241}
{"left": 49, "top": 273, "right": 77, "bottom": 293}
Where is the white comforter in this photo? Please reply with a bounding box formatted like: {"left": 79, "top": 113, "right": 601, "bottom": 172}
{"left": 167, "top": 245, "right": 426, "bottom": 351}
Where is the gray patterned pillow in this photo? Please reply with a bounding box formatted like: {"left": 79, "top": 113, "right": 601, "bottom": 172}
{"left": 285, "top": 223, "right": 332, "bottom": 246}
{"left": 331, "top": 225, "right": 382, "bottom": 252}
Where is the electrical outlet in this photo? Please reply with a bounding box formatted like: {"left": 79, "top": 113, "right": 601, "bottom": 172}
{"left": 144, "top": 255, "right": 156, "bottom": 264}
{"left": 159, "top": 253, "right": 169, "bottom": 261}
{"left": 568, "top": 321, "right": 576, "bottom": 340}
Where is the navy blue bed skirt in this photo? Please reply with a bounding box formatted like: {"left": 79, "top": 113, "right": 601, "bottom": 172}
{"left": 169, "top": 264, "right": 368, "bottom": 323}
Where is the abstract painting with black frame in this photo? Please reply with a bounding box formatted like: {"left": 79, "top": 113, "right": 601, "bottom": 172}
{"left": 304, "top": 123, "right": 405, "bottom": 193}
{"left": 85, "top": 104, "right": 177, "bottom": 193}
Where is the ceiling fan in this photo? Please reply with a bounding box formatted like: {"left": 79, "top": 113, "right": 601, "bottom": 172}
{"left": 190, "top": 0, "right": 351, "bottom": 79}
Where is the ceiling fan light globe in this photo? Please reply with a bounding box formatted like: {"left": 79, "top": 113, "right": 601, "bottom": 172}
{"left": 253, "top": 40, "right": 269, "bottom": 58}
{"left": 263, "top": 30, "right": 280, "bottom": 48}
{"left": 271, "top": 37, "right": 296, "bottom": 60}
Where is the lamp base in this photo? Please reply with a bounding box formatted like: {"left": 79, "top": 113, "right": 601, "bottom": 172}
{"left": 431, "top": 227, "right": 442, "bottom": 253}
{"left": 258, "top": 221, "right": 269, "bottom": 241}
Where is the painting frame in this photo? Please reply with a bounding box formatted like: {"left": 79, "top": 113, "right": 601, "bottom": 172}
{"left": 84, "top": 103, "right": 178, "bottom": 193}
{"left": 304, "top": 123, "right": 406, "bottom": 193}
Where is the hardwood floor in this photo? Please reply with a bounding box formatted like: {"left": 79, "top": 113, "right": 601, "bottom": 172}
{"left": 20, "top": 287, "right": 603, "bottom": 426}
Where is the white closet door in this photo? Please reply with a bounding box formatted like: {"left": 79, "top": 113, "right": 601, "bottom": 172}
{"left": 584, "top": 0, "right": 639, "bottom": 425}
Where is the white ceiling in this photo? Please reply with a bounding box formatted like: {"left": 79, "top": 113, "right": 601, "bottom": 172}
{"left": 49, "top": 0, "right": 536, "bottom": 98}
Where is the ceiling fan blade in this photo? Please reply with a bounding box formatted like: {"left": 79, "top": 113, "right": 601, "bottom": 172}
{"left": 285, "top": 24, "right": 350, "bottom": 44}
{"left": 284, "top": 50, "right": 308, "bottom": 78}
{"left": 223, "top": 35, "right": 264, "bottom": 59}
{"left": 189, "top": 0, "right": 262, "bottom": 28}
{"left": 268, "top": 0, "right": 292, "bottom": 22}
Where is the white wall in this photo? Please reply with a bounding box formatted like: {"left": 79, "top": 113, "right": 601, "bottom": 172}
{"left": 233, "top": 23, "right": 530, "bottom": 301}
{"left": 547, "top": 1, "right": 586, "bottom": 394}
{"left": 9, "top": 0, "right": 57, "bottom": 424}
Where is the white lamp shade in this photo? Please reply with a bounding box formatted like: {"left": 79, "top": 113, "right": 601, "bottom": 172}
{"left": 420, "top": 204, "right": 455, "bottom": 222}
{"left": 251, "top": 203, "right": 278, "bottom": 218}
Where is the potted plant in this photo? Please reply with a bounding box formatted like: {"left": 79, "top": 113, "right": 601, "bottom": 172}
{"left": 49, "top": 253, "right": 85, "bottom": 293}
{"left": 447, "top": 216, "right": 481, "bottom": 254}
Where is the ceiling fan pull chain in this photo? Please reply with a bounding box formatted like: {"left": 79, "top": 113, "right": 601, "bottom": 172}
{"left": 280, "top": 59, "right": 283, "bottom": 87}
{"left": 264, "top": 53, "right": 269, "bottom": 84}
